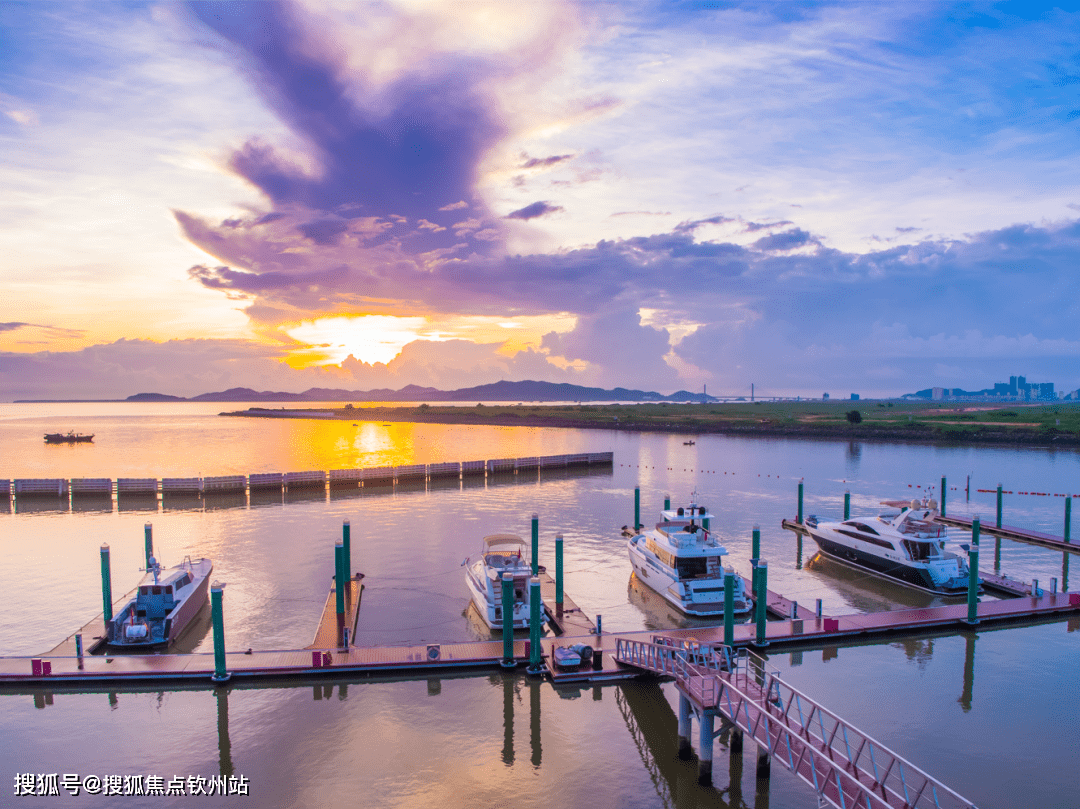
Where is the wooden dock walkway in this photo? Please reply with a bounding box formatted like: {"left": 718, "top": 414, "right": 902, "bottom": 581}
{"left": 739, "top": 575, "right": 820, "bottom": 621}
{"left": 937, "top": 515, "right": 1078, "bottom": 555}
{"left": 4, "top": 590, "right": 1077, "bottom": 687}
{"left": 538, "top": 570, "right": 596, "bottom": 635}
{"left": 308, "top": 577, "right": 364, "bottom": 649}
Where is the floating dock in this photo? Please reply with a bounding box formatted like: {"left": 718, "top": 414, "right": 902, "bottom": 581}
{"left": 936, "top": 514, "right": 1078, "bottom": 555}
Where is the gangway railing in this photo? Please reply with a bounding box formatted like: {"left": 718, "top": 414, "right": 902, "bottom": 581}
{"left": 614, "top": 637, "right": 978, "bottom": 809}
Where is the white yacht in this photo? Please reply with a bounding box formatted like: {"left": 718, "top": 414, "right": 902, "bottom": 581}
{"left": 626, "top": 498, "right": 752, "bottom": 617}
{"left": 465, "top": 534, "right": 539, "bottom": 631}
{"left": 804, "top": 497, "right": 975, "bottom": 595}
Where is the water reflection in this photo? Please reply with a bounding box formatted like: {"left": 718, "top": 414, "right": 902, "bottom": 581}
{"left": 216, "top": 687, "right": 233, "bottom": 777}
{"left": 502, "top": 675, "right": 514, "bottom": 766}
{"left": 530, "top": 679, "right": 542, "bottom": 768}
{"left": 845, "top": 441, "right": 862, "bottom": 474}
{"left": 959, "top": 634, "right": 975, "bottom": 712}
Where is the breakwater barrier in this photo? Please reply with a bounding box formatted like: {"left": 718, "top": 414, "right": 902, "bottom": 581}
{"left": 1, "top": 453, "right": 613, "bottom": 505}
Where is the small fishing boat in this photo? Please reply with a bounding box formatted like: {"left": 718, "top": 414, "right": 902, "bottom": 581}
{"left": 464, "top": 534, "right": 542, "bottom": 630}
{"left": 626, "top": 495, "right": 753, "bottom": 617}
{"left": 44, "top": 431, "right": 94, "bottom": 444}
{"left": 805, "top": 496, "right": 975, "bottom": 595}
{"left": 106, "top": 556, "right": 213, "bottom": 648}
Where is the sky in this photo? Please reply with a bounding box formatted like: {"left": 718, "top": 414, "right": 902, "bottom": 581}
{"left": 3, "top": 0, "right": 1080, "bottom": 401}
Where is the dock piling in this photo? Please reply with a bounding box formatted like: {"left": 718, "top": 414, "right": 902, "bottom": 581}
{"left": 996, "top": 484, "right": 1003, "bottom": 528}
{"left": 554, "top": 533, "right": 563, "bottom": 605}
{"left": 528, "top": 576, "right": 542, "bottom": 674}
{"left": 75, "top": 634, "right": 83, "bottom": 669}
{"left": 334, "top": 542, "right": 345, "bottom": 619}
{"left": 634, "top": 487, "right": 641, "bottom": 530}
{"left": 531, "top": 514, "right": 539, "bottom": 576}
{"left": 815, "top": 599, "right": 823, "bottom": 618}
{"left": 99, "top": 544, "right": 113, "bottom": 624}
{"left": 1066, "top": 496, "right": 1072, "bottom": 544}
{"left": 844, "top": 490, "right": 850, "bottom": 520}
{"left": 1051, "top": 577, "right": 1058, "bottom": 594}
{"left": 797, "top": 480, "right": 804, "bottom": 524}
{"left": 144, "top": 523, "right": 153, "bottom": 569}
{"left": 754, "top": 561, "right": 769, "bottom": 647}
{"left": 967, "top": 518, "right": 980, "bottom": 625}
{"left": 1033, "top": 578, "right": 1041, "bottom": 598}
{"left": 724, "top": 569, "right": 735, "bottom": 646}
{"left": 501, "top": 572, "right": 514, "bottom": 668}
{"left": 941, "top": 476, "right": 947, "bottom": 518}
{"left": 677, "top": 694, "right": 693, "bottom": 759}
{"left": 211, "top": 582, "right": 229, "bottom": 682}
{"left": 752, "top": 525, "right": 760, "bottom": 563}
{"left": 664, "top": 495, "right": 670, "bottom": 511}
{"left": 342, "top": 520, "right": 351, "bottom": 578}
{"left": 697, "top": 712, "right": 715, "bottom": 785}
{"left": 596, "top": 614, "right": 602, "bottom": 634}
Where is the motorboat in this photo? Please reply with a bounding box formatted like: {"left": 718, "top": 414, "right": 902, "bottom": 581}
{"left": 106, "top": 556, "right": 213, "bottom": 648}
{"left": 44, "top": 431, "right": 93, "bottom": 443}
{"left": 464, "top": 534, "right": 541, "bottom": 631}
{"left": 804, "top": 496, "right": 975, "bottom": 595}
{"left": 626, "top": 497, "right": 753, "bottom": 617}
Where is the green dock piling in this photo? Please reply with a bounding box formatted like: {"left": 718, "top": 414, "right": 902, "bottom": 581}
{"left": 797, "top": 480, "right": 804, "bottom": 524}
{"left": 703, "top": 512, "right": 710, "bottom": 531}
{"left": 754, "top": 561, "right": 768, "bottom": 647}
{"left": 844, "top": 491, "right": 850, "bottom": 520}
{"left": 1065, "top": 496, "right": 1072, "bottom": 544}
{"left": 664, "top": 496, "right": 670, "bottom": 511}
{"left": 144, "top": 523, "right": 153, "bottom": 569}
{"left": 531, "top": 514, "right": 539, "bottom": 576}
{"left": 211, "top": 583, "right": 229, "bottom": 682}
{"left": 100, "top": 544, "right": 113, "bottom": 623}
{"left": 723, "top": 569, "right": 734, "bottom": 647}
{"left": 501, "top": 572, "right": 515, "bottom": 668}
{"left": 554, "top": 533, "right": 563, "bottom": 604}
{"left": 752, "top": 526, "right": 760, "bottom": 562}
{"left": 967, "top": 518, "right": 980, "bottom": 625}
{"left": 528, "top": 576, "right": 542, "bottom": 673}
{"left": 335, "top": 542, "right": 345, "bottom": 617}
{"left": 996, "top": 484, "right": 1003, "bottom": 528}
{"left": 342, "top": 520, "right": 351, "bottom": 578}
{"left": 941, "top": 476, "right": 947, "bottom": 517}
{"left": 634, "top": 488, "right": 641, "bottom": 530}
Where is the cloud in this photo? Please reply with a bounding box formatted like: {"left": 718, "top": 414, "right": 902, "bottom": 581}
{"left": 505, "top": 201, "right": 564, "bottom": 220}
{"left": 519, "top": 153, "right": 574, "bottom": 169}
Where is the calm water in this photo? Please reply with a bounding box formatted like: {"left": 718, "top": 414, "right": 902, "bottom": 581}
{"left": 1, "top": 403, "right": 1078, "bottom": 808}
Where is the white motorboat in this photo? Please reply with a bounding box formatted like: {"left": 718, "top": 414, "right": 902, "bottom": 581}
{"left": 465, "top": 534, "right": 540, "bottom": 630}
{"left": 626, "top": 497, "right": 753, "bottom": 617}
{"left": 106, "top": 556, "right": 213, "bottom": 648}
{"left": 804, "top": 496, "right": 975, "bottom": 595}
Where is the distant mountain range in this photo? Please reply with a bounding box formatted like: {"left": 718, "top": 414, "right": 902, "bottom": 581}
{"left": 122, "top": 380, "right": 716, "bottom": 404}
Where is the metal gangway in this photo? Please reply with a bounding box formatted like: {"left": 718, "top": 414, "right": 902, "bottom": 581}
{"left": 614, "top": 636, "right": 978, "bottom": 809}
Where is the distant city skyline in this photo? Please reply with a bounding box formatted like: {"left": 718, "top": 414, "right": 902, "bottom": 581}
{"left": 3, "top": 2, "right": 1080, "bottom": 401}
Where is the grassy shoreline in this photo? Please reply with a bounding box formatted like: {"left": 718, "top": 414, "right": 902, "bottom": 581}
{"left": 222, "top": 401, "right": 1080, "bottom": 448}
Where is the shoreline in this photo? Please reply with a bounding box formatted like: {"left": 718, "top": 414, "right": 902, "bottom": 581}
{"left": 221, "top": 405, "right": 1080, "bottom": 449}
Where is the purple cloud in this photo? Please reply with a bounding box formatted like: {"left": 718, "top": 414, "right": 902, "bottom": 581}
{"left": 505, "top": 201, "right": 564, "bottom": 220}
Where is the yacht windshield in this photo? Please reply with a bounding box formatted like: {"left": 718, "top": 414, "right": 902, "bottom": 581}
{"left": 676, "top": 557, "right": 708, "bottom": 580}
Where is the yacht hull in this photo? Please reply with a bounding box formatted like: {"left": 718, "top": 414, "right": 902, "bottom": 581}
{"left": 807, "top": 530, "right": 968, "bottom": 596}
{"left": 628, "top": 538, "right": 751, "bottom": 617}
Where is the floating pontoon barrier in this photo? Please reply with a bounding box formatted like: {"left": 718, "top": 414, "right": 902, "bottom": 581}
{"left": 0, "top": 479, "right": 10, "bottom": 497}
{"left": 587, "top": 452, "right": 614, "bottom": 464}
{"left": 360, "top": 466, "right": 394, "bottom": 485}
{"left": 161, "top": 477, "right": 202, "bottom": 494}
{"left": 284, "top": 471, "right": 327, "bottom": 490}
{"left": 394, "top": 464, "right": 426, "bottom": 481}
{"left": 515, "top": 457, "right": 540, "bottom": 470}
{"left": 461, "top": 460, "right": 486, "bottom": 476}
{"left": 565, "top": 453, "right": 590, "bottom": 466}
{"left": 247, "top": 473, "right": 283, "bottom": 490}
{"left": 486, "top": 458, "right": 516, "bottom": 474}
{"left": 70, "top": 478, "right": 112, "bottom": 495}
{"left": 116, "top": 478, "right": 158, "bottom": 494}
{"left": 427, "top": 462, "right": 461, "bottom": 479}
{"left": 328, "top": 469, "right": 363, "bottom": 487}
{"left": 540, "top": 454, "right": 568, "bottom": 468}
{"left": 14, "top": 478, "right": 69, "bottom": 497}
{"left": 201, "top": 475, "right": 245, "bottom": 493}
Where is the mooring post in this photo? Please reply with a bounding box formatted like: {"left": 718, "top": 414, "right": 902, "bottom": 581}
{"left": 554, "top": 533, "right": 564, "bottom": 605}
{"left": 335, "top": 541, "right": 345, "bottom": 618}
{"left": 75, "top": 634, "right": 83, "bottom": 669}
{"left": 1066, "top": 496, "right": 1072, "bottom": 544}
{"left": 596, "top": 614, "right": 602, "bottom": 634}
{"left": 342, "top": 520, "right": 351, "bottom": 578}
{"left": 634, "top": 487, "right": 641, "bottom": 530}
{"left": 698, "top": 712, "right": 715, "bottom": 785}
{"left": 723, "top": 569, "right": 735, "bottom": 646}
{"left": 815, "top": 598, "right": 823, "bottom": 618}
{"left": 966, "top": 474, "right": 971, "bottom": 501}
{"left": 211, "top": 582, "right": 229, "bottom": 682}
{"left": 1033, "top": 578, "right": 1040, "bottom": 597}
{"left": 531, "top": 513, "right": 539, "bottom": 576}
{"left": 144, "top": 523, "right": 153, "bottom": 569}
{"left": 99, "top": 544, "right": 113, "bottom": 623}
{"left": 754, "top": 561, "right": 769, "bottom": 647}
{"left": 967, "top": 517, "right": 980, "bottom": 625}
{"left": 501, "top": 572, "right": 515, "bottom": 668}
{"left": 995, "top": 536, "right": 1001, "bottom": 571}
{"left": 528, "top": 576, "right": 542, "bottom": 674}
{"left": 1051, "top": 577, "right": 1058, "bottom": 594}
{"left": 844, "top": 490, "right": 850, "bottom": 520}
{"left": 704, "top": 511, "right": 710, "bottom": 531}
{"left": 664, "top": 495, "right": 671, "bottom": 511}
{"left": 752, "top": 525, "right": 760, "bottom": 563}
{"left": 941, "top": 476, "right": 947, "bottom": 517}
{"left": 797, "top": 479, "right": 804, "bottom": 524}
{"left": 677, "top": 693, "right": 693, "bottom": 759}
{"left": 996, "top": 484, "right": 1003, "bottom": 528}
